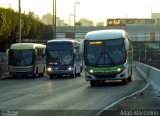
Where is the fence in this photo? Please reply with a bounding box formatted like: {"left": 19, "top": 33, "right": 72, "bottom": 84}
{"left": 135, "top": 61, "right": 160, "bottom": 91}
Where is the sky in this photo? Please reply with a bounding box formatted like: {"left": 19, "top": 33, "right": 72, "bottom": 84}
{"left": 1, "top": 0, "right": 160, "bottom": 24}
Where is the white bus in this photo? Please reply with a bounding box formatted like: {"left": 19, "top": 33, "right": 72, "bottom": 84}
{"left": 46, "top": 38, "right": 83, "bottom": 79}
{"left": 83, "top": 29, "right": 133, "bottom": 86}
{"left": 8, "top": 43, "right": 46, "bottom": 77}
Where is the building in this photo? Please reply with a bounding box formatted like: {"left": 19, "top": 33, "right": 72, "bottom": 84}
{"left": 152, "top": 13, "right": 160, "bottom": 26}
{"left": 42, "top": 13, "right": 53, "bottom": 25}
{"left": 41, "top": 13, "right": 66, "bottom": 26}
{"left": 96, "top": 22, "right": 104, "bottom": 27}
{"left": 106, "top": 18, "right": 155, "bottom": 26}
{"left": 78, "top": 18, "right": 94, "bottom": 26}
{"left": 152, "top": 13, "right": 160, "bottom": 19}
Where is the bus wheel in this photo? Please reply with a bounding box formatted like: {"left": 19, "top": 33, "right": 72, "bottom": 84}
{"left": 12, "top": 74, "right": 16, "bottom": 78}
{"left": 71, "top": 73, "right": 76, "bottom": 78}
{"left": 77, "top": 73, "right": 81, "bottom": 77}
{"left": 90, "top": 80, "right": 97, "bottom": 87}
{"left": 70, "top": 74, "right": 75, "bottom": 78}
{"left": 80, "top": 66, "right": 83, "bottom": 73}
{"left": 122, "top": 79, "right": 127, "bottom": 84}
{"left": 39, "top": 67, "right": 45, "bottom": 77}
{"left": 128, "top": 76, "right": 132, "bottom": 82}
{"left": 33, "top": 69, "right": 38, "bottom": 78}
{"left": 71, "top": 69, "right": 76, "bottom": 78}
{"left": 42, "top": 67, "right": 46, "bottom": 77}
{"left": 49, "top": 75, "right": 53, "bottom": 79}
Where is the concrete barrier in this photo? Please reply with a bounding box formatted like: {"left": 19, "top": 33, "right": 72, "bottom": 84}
{"left": 135, "top": 61, "right": 160, "bottom": 91}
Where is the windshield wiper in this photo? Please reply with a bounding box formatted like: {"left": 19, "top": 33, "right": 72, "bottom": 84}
{"left": 105, "top": 50, "right": 115, "bottom": 66}
{"left": 94, "top": 49, "right": 115, "bottom": 66}
{"left": 21, "top": 56, "right": 29, "bottom": 66}
{"left": 95, "top": 51, "right": 103, "bottom": 65}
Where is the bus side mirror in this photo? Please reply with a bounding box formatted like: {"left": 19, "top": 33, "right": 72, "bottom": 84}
{"left": 124, "top": 38, "right": 129, "bottom": 50}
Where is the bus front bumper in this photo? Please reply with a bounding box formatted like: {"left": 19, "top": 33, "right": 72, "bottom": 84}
{"left": 8, "top": 65, "right": 34, "bottom": 76}
{"left": 85, "top": 70, "right": 128, "bottom": 81}
{"left": 9, "top": 70, "right": 33, "bottom": 76}
{"left": 47, "top": 66, "right": 74, "bottom": 75}
{"left": 47, "top": 70, "right": 73, "bottom": 75}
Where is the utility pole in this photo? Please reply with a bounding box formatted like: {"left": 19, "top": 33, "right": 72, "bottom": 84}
{"left": 18, "top": 0, "right": 21, "bottom": 43}
{"left": 73, "top": 2, "right": 80, "bottom": 37}
{"left": 53, "top": 0, "right": 56, "bottom": 39}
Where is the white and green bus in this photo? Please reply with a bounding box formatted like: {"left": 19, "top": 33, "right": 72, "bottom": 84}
{"left": 8, "top": 43, "right": 46, "bottom": 77}
{"left": 83, "top": 29, "right": 133, "bottom": 86}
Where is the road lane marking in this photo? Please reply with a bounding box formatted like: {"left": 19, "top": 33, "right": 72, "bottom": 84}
{"left": 94, "top": 82, "right": 150, "bottom": 116}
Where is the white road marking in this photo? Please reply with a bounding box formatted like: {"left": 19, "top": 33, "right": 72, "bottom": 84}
{"left": 94, "top": 82, "right": 150, "bottom": 116}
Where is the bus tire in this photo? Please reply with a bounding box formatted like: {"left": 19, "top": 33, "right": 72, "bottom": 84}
{"left": 71, "top": 74, "right": 75, "bottom": 78}
{"left": 128, "top": 76, "right": 132, "bottom": 82}
{"left": 90, "top": 80, "right": 97, "bottom": 87}
{"left": 77, "top": 73, "right": 81, "bottom": 77}
{"left": 71, "top": 69, "right": 76, "bottom": 78}
{"left": 80, "top": 66, "right": 83, "bottom": 73}
{"left": 71, "top": 72, "right": 76, "bottom": 78}
{"left": 49, "top": 75, "right": 53, "bottom": 79}
{"left": 39, "top": 73, "right": 43, "bottom": 77}
{"left": 12, "top": 74, "right": 15, "bottom": 77}
{"left": 33, "top": 68, "right": 38, "bottom": 78}
{"left": 39, "top": 67, "right": 45, "bottom": 77}
{"left": 128, "top": 68, "right": 132, "bottom": 82}
{"left": 122, "top": 79, "right": 127, "bottom": 84}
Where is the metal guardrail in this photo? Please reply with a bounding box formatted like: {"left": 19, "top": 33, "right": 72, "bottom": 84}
{"left": 135, "top": 61, "right": 160, "bottom": 91}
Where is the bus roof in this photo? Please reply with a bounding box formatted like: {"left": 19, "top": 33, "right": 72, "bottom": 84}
{"left": 10, "top": 43, "right": 46, "bottom": 50}
{"left": 47, "top": 38, "right": 79, "bottom": 43}
{"left": 85, "top": 29, "right": 127, "bottom": 40}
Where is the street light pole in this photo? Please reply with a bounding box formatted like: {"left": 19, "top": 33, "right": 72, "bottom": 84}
{"left": 69, "top": 14, "right": 72, "bottom": 26}
{"left": 55, "top": 0, "right": 56, "bottom": 38}
{"left": 53, "top": 0, "right": 56, "bottom": 39}
{"left": 18, "top": 0, "right": 21, "bottom": 43}
{"left": 73, "top": 2, "right": 80, "bottom": 37}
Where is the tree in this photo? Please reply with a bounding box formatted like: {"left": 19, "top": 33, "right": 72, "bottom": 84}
{"left": 0, "top": 8, "right": 11, "bottom": 40}
{"left": 0, "top": 8, "right": 54, "bottom": 43}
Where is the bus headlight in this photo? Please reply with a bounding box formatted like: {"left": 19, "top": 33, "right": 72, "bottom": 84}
{"left": 68, "top": 66, "right": 72, "bottom": 71}
{"left": 117, "top": 67, "right": 125, "bottom": 72}
{"left": 117, "top": 68, "right": 122, "bottom": 72}
{"left": 47, "top": 67, "right": 52, "bottom": 72}
{"left": 89, "top": 70, "right": 94, "bottom": 73}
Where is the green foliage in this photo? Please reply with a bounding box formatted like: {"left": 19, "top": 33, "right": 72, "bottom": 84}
{"left": 0, "top": 8, "right": 54, "bottom": 42}
{"left": 21, "top": 13, "right": 32, "bottom": 38}
{"left": 0, "top": 8, "right": 11, "bottom": 40}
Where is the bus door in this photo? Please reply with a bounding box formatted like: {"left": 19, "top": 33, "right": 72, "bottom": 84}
{"left": 75, "top": 53, "right": 83, "bottom": 73}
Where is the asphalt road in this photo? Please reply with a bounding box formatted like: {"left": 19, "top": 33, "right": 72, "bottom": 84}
{"left": 0, "top": 68, "right": 146, "bottom": 116}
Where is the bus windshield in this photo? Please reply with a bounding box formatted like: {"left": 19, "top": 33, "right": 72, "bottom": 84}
{"left": 84, "top": 38, "right": 126, "bottom": 66}
{"left": 47, "top": 42, "right": 73, "bottom": 51}
{"left": 9, "top": 50, "right": 34, "bottom": 66}
{"left": 47, "top": 50, "right": 73, "bottom": 65}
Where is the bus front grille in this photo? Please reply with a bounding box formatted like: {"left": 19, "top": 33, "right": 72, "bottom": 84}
{"left": 95, "top": 74, "right": 117, "bottom": 78}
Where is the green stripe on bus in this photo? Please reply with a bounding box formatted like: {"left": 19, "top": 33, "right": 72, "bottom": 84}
{"left": 86, "top": 64, "right": 125, "bottom": 72}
